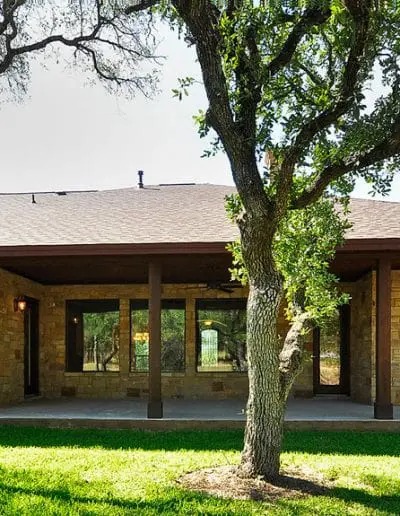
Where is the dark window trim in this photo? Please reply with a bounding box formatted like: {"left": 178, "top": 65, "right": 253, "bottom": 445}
{"left": 65, "top": 299, "right": 120, "bottom": 373}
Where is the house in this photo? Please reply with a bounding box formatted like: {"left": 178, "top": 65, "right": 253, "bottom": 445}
{"left": 0, "top": 183, "right": 398, "bottom": 419}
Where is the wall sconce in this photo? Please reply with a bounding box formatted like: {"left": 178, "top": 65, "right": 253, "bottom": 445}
{"left": 14, "top": 296, "right": 27, "bottom": 313}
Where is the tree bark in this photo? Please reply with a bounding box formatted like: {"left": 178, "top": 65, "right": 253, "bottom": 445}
{"left": 238, "top": 216, "right": 285, "bottom": 480}
{"left": 239, "top": 275, "right": 284, "bottom": 479}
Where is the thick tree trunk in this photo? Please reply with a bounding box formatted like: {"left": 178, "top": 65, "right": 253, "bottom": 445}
{"left": 237, "top": 212, "right": 287, "bottom": 480}
{"left": 239, "top": 274, "right": 284, "bottom": 479}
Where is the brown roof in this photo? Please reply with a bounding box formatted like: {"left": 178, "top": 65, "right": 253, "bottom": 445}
{"left": 345, "top": 197, "right": 400, "bottom": 240}
{"left": 0, "top": 184, "right": 399, "bottom": 247}
{"left": 0, "top": 184, "right": 238, "bottom": 246}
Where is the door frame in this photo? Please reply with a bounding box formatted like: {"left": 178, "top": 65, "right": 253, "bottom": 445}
{"left": 24, "top": 296, "right": 40, "bottom": 396}
{"left": 313, "top": 304, "right": 350, "bottom": 395}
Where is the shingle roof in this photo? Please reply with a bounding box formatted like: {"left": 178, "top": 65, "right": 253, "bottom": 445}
{"left": 0, "top": 184, "right": 398, "bottom": 247}
{"left": 0, "top": 184, "right": 238, "bottom": 246}
{"left": 345, "top": 197, "right": 400, "bottom": 240}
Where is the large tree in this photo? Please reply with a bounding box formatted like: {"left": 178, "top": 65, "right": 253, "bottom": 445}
{"left": 4, "top": 0, "right": 400, "bottom": 481}
{"left": 0, "top": 0, "right": 156, "bottom": 100}
{"left": 125, "top": 0, "right": 400, "bottom": 479}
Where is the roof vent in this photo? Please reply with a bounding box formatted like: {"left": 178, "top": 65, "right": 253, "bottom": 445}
{"left": 31, "top": 194, "right": 36, "bottom": 204}
{"left": 56, "top": 191, "right": 67, "bottom": 196}
{"left": 138, "top": 170, "right": 144, "bottom": 189}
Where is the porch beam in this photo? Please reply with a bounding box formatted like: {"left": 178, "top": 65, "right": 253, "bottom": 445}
{"left": 147, "top": 261, "right": 163, "bottom": 418}
{"left": 374, "top": 257, "right": 393, "bottom": 419}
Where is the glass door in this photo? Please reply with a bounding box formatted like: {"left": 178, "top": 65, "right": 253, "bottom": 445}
{"left": 24, "top": 298, "right": 40, "bottom": 396}
{"left": 313, "top": 305, "right": 350, "bottom": 395}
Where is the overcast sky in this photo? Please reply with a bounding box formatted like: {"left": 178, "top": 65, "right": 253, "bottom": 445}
{"left": 1, "top": 22, "right": 399, "bottom": 201}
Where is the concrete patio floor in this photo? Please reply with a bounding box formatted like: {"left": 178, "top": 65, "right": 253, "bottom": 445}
{"left": 0, "top": 397, "right": 399, "bottom": 431}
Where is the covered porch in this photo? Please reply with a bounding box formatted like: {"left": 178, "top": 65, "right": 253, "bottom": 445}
{"left": 0, "top": 397, "right": 399, "bottom": 431}
{"left": 1, "top": 237, "right": 400, "bottom": 421}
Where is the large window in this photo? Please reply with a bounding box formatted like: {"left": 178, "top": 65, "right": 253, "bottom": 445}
{"left": 130, "top": 300, "right": 185, "bottom": 372}
{"left": 66, "top": 300, "right": 120, "bottom": 372}
{"left": 196, "top": 299, "right": 247, "bottom": 372}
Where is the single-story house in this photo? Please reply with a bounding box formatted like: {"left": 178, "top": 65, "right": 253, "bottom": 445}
{"left": 0, "top": 182, "right": 398, "bottom": 419}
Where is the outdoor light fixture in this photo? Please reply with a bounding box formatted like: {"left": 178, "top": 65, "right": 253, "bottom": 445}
{"left": 14, "top": 296, "right": 27, "bottom": 313}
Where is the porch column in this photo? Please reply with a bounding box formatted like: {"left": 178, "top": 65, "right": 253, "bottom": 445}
{"left": 147, "top": 261, "right": 163, "bottom": 418}
{"left": 374, "top": 257, "right": 393, "bottom": 419}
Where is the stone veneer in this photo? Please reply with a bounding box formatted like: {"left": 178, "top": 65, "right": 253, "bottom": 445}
{"left": 1, "top": 265, "right": 399, "bottom": 405}
{"left": 350, "top": 274, "right": 374, "bottom": 404}
{"left": 349, "top": 270, "right": 400, "bottom": 405}
{"left": 0, "top": 268, "right": 43, "bottom": 404}
{"left": 41, "top": 283, "right": 251, "bottom": 400}
{"left": 390, "top": 271, "right": 400, "bottom": 404}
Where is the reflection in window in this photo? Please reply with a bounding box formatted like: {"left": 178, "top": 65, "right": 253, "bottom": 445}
{"left": 319, "top": 311, "right": 340, "bottom": 386}
{"left": 130, "top": 300, "right": 185, "bottom": 372}
{"left": 66, "top": 300, "right": 120, "bottom": 372}
{"left": 196, "top": 299, "right": 247, "bottom": 372}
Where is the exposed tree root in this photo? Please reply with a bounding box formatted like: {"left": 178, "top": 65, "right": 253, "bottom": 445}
{"left": 177, "top": 464, "right": 332, "bottom": 502}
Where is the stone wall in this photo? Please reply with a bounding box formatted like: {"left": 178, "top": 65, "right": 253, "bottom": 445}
{"left": 39, "top": 282, "right": 313, "bottom": 400}
{"left": 391, "top": 271, "right": 400, "bottom": 404}
{"left": 0, "top": 268, "right": 43, "bottom": 404}
{"left": 6, "top": 265, "right": 400, "bottom": 405}
{"left": 350, "top": 273, "right": 374, "bottom": 404}
{"left": 351, "top": 270, "right": 400, "bottom": 405}
{"left": 40, "top": 283, "right": 251, "bottom": 400}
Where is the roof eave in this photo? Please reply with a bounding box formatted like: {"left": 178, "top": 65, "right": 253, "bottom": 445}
{"left": 0, "top": 241, "right": 231, "bottom": 257}
{"left": 339, "top": 238, "right": 400, "bottom": 252}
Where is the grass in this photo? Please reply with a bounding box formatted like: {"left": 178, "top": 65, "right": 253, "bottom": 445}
{"left": 0, "top": 427, "right": 399, "bottom": 515}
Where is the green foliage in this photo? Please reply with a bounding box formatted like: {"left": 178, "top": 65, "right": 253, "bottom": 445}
{"left": 172, "top": 76, "right": 196, "bottom": 100}
{"left": 227, "top": 193, "right": 350, "bottom": 326}
{"left": 170, "top": 3, "right": 400, "bottom": 201}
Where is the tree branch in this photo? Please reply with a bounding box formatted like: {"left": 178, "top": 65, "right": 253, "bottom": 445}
{"left": 233, "top": 15, "right": 262, "bottom": 144}
{"left": 293, "top": 115, "right": 400, "bottom": 208}
{"left": 125, "top": 0, "right": 159, "bottom": 15}
{"left": 274, "top": 3, "right": 372, "bottom": 213}
{"left": 266, "top": 7, "right": 331, "bottom": 79}
{"left": 279, "top": 312, "right": 311, "bottom": 399}
{"left": 172, "top": 0, "right": 270, "bottom": 217}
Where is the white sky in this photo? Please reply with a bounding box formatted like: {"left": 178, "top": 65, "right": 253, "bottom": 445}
{"left": 1, "top": 24, "right": 400, "bottom": 201}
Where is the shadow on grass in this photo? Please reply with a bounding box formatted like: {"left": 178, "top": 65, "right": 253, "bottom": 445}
{"left": 0, "top": 426, "right": 399, "bottom": 457}
{"left": 1, "top": 475, "right": 399, "bottom": 514}
{"left": 0, "top": 426, "right": 243, "bottom": 451}
{"left": 283, "top": 431, "right": 400, "bottom": 457}
{"left": 0, "top": 481, "right": 249, "bottom": 515}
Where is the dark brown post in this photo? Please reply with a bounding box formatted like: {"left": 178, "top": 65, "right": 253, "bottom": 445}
{"left": 147, "top": 261, "right": 163, "bottom": 418}
{"left": 374, "top": 257, "right": 393, "bottom": 419}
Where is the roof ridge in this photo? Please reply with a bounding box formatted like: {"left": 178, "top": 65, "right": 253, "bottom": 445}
{"left": 0, "top": 189, "right": 97, "bottom": 196}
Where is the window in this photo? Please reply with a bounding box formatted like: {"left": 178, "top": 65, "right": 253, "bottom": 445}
{"left": 196, "top": 299, "right": 247, "bottom": 372}
{"left": 130, "top": 300, "right": 185, "bottom": 372}
{"left": 66, "top": 300, "right": 120, "bottom": 372}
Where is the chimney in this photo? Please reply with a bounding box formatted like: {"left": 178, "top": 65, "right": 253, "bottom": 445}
{"left": 138, "top": 170, "right": 144, "bottom": 189}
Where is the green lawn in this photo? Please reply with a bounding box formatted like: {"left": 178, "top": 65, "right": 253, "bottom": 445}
{"left": 0, "top": 427, "right": 399, "bottom": 515}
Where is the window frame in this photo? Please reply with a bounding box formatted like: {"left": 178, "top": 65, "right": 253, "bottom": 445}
{"left": 195, "top": 298, "right": 247, "bottom": 374}
{"left": 129, "top": 299, "right": 186, "bottom": 373}
{"left": 65, "top": 299, "right": 120, "bottom": 373}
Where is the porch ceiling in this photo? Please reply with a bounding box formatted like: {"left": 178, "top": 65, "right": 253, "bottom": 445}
{"left": 0, "top": 248, "right": 233, "bottom": 285}
{"left": 1, "top": 242, "right": 400, "bottom": 285}
{"left": 331, "top": 250, "right": 400, "bottom": 281}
